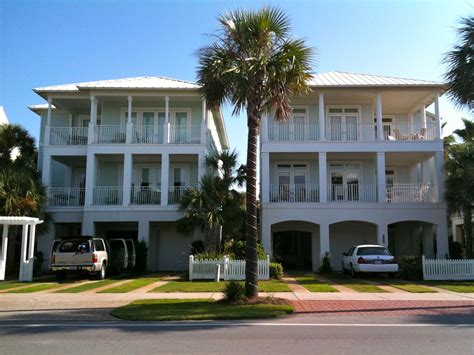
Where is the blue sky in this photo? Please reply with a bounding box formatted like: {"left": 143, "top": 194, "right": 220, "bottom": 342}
{"left": 1, "top": 0, "right": 472, "bottom": 165}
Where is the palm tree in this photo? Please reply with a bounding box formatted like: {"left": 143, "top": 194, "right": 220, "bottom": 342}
{"left": 197, "top": 7, "right": 312, "bottom": 297}
{"left": 443, "top": 16, "right": 474, "bottom": 110}
{"left": 0, "top": 124, "right": 37, "bottom": 173}
{"left": 177, "top": 150, "right": 245, "bottom": 251}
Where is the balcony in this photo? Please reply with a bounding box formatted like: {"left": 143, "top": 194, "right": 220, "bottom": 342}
{"left": 93, "top": 186, "right": 123, "bottom": 205}
{"left": 48, "top": 187, "right": 85, "bottom": 206}
{"left": 169, "top": 125, "right": 201, "bottom": 144}
{"left": 269, "top": 184, "right": 319, "bottom": 202}
{"left": 94, "top": 125, "right": 126, "bottom": 144}
{"left": 325, "top": 123, "right": 375, "bottom": 141}
{"left": 269, "top": 122, "right": 319, "bottom": 142}
{"left": 132, "top": 125, "right": 164, "bottom": 144}
{"left": 388, "top": 123, "right": 435, "bottom": 141}
{"left": 50, "top": 127, "right": 88, "bottom": 145}
{"left": 386, "top": 183, "right": 435, "bottom": 203}
{"left": 130, "top": 186, "right": 161, "bottom": 205}
{"left": 329, "top": 184, "right": 377, "bottom": 203}
{"left": 168, "top": 185, "right": 196, "bottom": 205}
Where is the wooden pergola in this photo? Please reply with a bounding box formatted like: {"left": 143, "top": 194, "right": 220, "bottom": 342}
{"left": 0, "top": 216, "right": 43, "bottom": 282}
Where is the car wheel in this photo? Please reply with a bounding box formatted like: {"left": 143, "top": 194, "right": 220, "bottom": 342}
{"left": 96, "top": 263, "right": 106, "bottom": 280}
{"left": 350, "top": 265, "right": 357, "bottom": 277}
{"left": 56, "top": 271, "right": 67, "bottom": 281}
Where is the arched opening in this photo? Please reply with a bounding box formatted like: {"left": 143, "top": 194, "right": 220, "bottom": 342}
{"left": 329, "top": 220, "right": 377, "bottom": 270}
{"left": 388, "top": 221, "right": 437, "bottom": 258}
{"left": 271, "top": 221, "right": 319, "bottom": 271}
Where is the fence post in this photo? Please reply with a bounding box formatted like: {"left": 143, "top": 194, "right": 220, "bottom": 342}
{"left": 266, "top": 254, "right": 270, "bottom": 279}
{"left": 215, "top": 264, "right": 221, "bottom": 282}
{"left": 223, "top": 256, "right": 228, "bottom": 281}
{"left": 189, "top": 255, "right": 194, "bottom": 281}
{"left": 422, "top": 255, "right": 426, "bottom": 281}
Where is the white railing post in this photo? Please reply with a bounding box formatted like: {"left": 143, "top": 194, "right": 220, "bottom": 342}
{"left": 0, "top": 225, "right": 9, "bottom": 281}
{"left": 163, "top": 96, "right": 170, "bottom": 144}
{"left": 189, "top": 255, "right": 194, "bottom": 281}
{"left": 319, "top": 92, "right": 325, "bottom": 141}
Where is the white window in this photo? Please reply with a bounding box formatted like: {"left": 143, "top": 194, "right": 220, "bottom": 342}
{"left": 329, "top": 163, "right": 361, "bottom": 201}
{"left": 276, "top": 163, "right": 308, "bottom": 201}
{"left": 327, "top": 107, "right": 360, "bottom": 141}
{"left": 374, "top": 116, "right": 394, "bottom": 140}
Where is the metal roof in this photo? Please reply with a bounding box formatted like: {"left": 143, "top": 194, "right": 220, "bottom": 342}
{"left": 34, "top": 76, "right": 199, "bottom": 93}
{"left": 309, "top": 71, "right": 443, "bottom": 88}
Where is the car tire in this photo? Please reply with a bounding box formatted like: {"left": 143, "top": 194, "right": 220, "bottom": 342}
{"left": 56, "top": 271, "right": 67, "bottom": 281}
{"left": 350, "top": 265, "right": 357, "bottom": 277}
{"left": 96, "top": 263, "right": 106, "bottom": 280}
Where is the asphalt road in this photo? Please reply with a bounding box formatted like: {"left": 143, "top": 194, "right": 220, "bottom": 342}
{"left": 1, "top": 314, "right": 473, "bottom": 355}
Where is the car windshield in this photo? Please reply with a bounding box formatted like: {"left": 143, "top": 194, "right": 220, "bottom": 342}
{"left": 58, "top": 240, "right": 90, "bottom": 253}
{"left": 356, "top": 247, "right": 390, "bottom": 256}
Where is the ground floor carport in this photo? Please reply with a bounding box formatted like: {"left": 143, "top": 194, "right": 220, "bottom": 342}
{"left": 262, "top": 205, "right": 449, "bottom": 271}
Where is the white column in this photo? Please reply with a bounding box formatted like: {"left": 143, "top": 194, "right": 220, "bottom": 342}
{"left": 44, "top": 98, "right": 52, "bottom": 146}
{"left": 261, "top": 152, "right": 270, "bottom": 203}
{"left": 81, "top": 217, "right": 95, "bottom": 236}
{"left": 18, "top": 224, "right": 29, "bottom": 282}
{"left": 436, "top": 217, "right": 449, "bottom": 259}
{"left": 88, "top": 96, "right": 97, "bottom": 144}
{"left": 198, "top": 152, "right": 206, "bottom": 181}
{"left": 434, "top": 151, "right": 444, "bottom": 203}
{"left": 163, "top": 96, "right": 170, "bottom": 144}
{"left": 423, "top": 224, "right": 435, "bottom": 258}
{"left": 377, "top": 152, "right": 386, "bottom": 203}
{"left": 420, "top": 104, "right": 427, "bottom": 129}
{"left": 377, "top": 223, "right": 388, "bottom": 247}
{"left": 434, "top": 94, "right": 441, "bottom": 139}
{"left": 84, "top": 153, "right": 96, "bottom": 206}
{"left": 41, "top": 153, "right": 51, "bottom": 188}
{"left": 376, "top": 93, "right": 383, "bottom": 141}
{"left": 0, "top": 225, "right": 8, "bottom": 281}
{"left": 318, "top": 152, "right": 327, "bottom": 203}
{"left": 319, "top": 223, "right": 330, "bottom": 266}
{"left": 201, "top": 99, "right": 207, "bottom": 145}
{"left": 138, "top": 220, "right": 150, "bottom": 245}
{"left": 123, "top": 153, "right": 132, "bottom": 206}
{"left": 126, "top": 96, "right": 133, "bottom": 144}
{"left": 319, "top": 92, "right": 325, "bottom": 141}
{"left": 261, "top": 113, "right": 269, "bottom": 142}
{"left": 161, "top": 153, "right": 169, "bottom": 206}
{"left": 261, "top": 213, "right": 271, "bottom": 255}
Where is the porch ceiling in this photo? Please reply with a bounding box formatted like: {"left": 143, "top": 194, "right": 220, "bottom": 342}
{"left": 385, "top": 152, "right": 434, "bottom": 165}
{"left": 52, "top": 155, "right": 87, "bottom": 167}
{"left": 327, "top": 152, "right": 375, "bottom": 160}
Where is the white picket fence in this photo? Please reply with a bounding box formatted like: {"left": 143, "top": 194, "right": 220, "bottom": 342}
{"left": 189, "top": 255, "right": 270, "bottom": 281}
{"left": 422, "top": 255, "right": 474, "bottom": 280}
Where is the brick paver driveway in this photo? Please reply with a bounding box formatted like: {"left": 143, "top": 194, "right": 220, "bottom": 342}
{"left": 292, "top": 300, "right": 474, "bottom": 316}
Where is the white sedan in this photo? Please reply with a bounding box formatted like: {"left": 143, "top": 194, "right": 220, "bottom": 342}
{"left": 342, "top": 244, "right": 399, "bottom": 277}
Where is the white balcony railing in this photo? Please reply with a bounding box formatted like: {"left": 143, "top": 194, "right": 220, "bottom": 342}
{"left": 169, "top": 125, "right": 201, "bottom": 144}
{"left": 168, "top": 186, "right": 196, "bottom": 204}
{"left": 50, "top": 127, "right": 88, "bottom": 145}
{"left": 48, "top": 187, "right": 85, "bottom": 206}
{"left": 269, "top": 184, "right": 319, "bottom": 202}
{"left": 386, "top": 183, "right": 435, "bottom": 203}
{"left": 94, "top": 125, "right": 126, "bottom": 144}
{"left": 329, "top": 184, "right": 377, "bottom": 203}
{"left": 93, "top": 186, "right": 123, "bottom": 205}
{"left": 132, "top": 125, "right": 164, "bottom": 144}
{"left": 325, "top": 123, "right": 375, "bottom": 141}
{"left": 388, "top": 123, "right": 435, "bottom": 141}
{"left": 269, "top": 122, "right": 319, "bottom": 141}
{"left": 130, "top": 186, "right": 161, "bottom": 205}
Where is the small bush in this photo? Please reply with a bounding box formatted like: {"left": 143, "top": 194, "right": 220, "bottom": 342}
{"left": 319, "top": 251, "right": 332, "bottom": 274}
{"left": 194, "top": 251, "right": 225, "bottom": 260}
{"left": 134, "top": 240, "right": 148, "bottom": 274}
{"left": 224, "top": 240, "right": 267, "bottom": 260}
{"left": 224, "top": 280, "right": 246, "bottom": 301}
{"left": 399, "top": 256, "right": 423, "bottom": 280}
{"left": 449, "top": 240, "right": 463, "bottom": 259}
{"left": 190, "top": 240, "right": 205, "bottom": 255}
{"left": 269, "top": 262, "right": 284, "bottom": 280}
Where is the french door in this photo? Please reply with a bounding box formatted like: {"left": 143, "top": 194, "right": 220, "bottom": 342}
{"left": 277, "top": 170, "right": 308, "bottom": 202}
{"left": 327, "top": 108, "right": 359, "bottom": 141}
{"left": 330, "top": 170, "right": 360, "bottom": 202}
{"left": 173, "top": 111, "right": 189, "bottom": 143}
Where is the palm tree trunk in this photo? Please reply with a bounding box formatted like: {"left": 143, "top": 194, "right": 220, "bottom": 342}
{"left": 463, "top": 205, "right": 473, "bottom": 258}
{"left": 245, "top": 119, "right": 259, "bottom": 298}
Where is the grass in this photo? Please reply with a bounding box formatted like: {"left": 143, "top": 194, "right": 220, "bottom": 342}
{"left": 151, "top": 279, "right": 291, "bottom": 293}
{"left": 56, "top": 279, "right": 121, "bottom": 293}
{"left": 323, "top": 273, "right": 388, "bottom": 293}
{"left": 294, "top": 276, "right": 339, "bottom": 292}
{"left": 0, "top": 281, "right": 29, "bottom": 291}
{"left": 110, "top": 299, "right": 294, "bottom": 321}
{"left": 7, "top": 283, "right": 66, "bottom": 293}
{"left": 424, "top": 281, "right": 474, "bottom": 293}
{"left": 99, "top": 277, "right": 163, "bottom": 293}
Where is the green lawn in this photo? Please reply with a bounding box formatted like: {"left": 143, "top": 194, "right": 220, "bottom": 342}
{"left": 295, "top": 276, "right": 339, "bottom": 292}
{"left": 99, "top": 277, "right": 163, "bottom": 293}
{"left": 0, "top": 281, "right": 30, "bottom": 291}
{"left": 7, "top": 283, "right": 65, "bottom": 293}
{"left": 151, "top": 279, "right": 291, "bottom": 293}
{"left": 56, "top": 279, "right": 121, "bottom": 293}
{"left": 425, "top": 281, "right": 474, "bottom": 293}
{"left": 323, "top": 273, "right": 388, "bottom": 293}
{"left": 386, "top": 282, "right": 436, "bottom": 293}
{"left": 110, "top": 299, "right": 294, "bottom": 321}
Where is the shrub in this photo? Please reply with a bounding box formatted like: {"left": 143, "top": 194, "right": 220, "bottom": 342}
{"left": 224, "top": 240, "right": 267, "bottom": 260}
{"left": 269, "top": 262, "right": 284, "bottom": 280}
{"left": 319, "top": 251, "right": 332, "bottom": 274}
{"left": 224, "top": 280, "right": 246, "bottom": 301}
{"left": 399, "top": 256, "right": 423, "bottom": 280}
{"left": 449, "top": 240, "right": 464, "bottom": 259}
{"left": 134, "top": 240, "right": 148, "bottom": 274}
{"left": 190, "top": 240, "right": 205, "bottom": 255}
{"left": 194, "top": 251, "right": 225, "bottom": 260}
{"left": 33, "top": 251, "right": 44, "bottom": 276}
